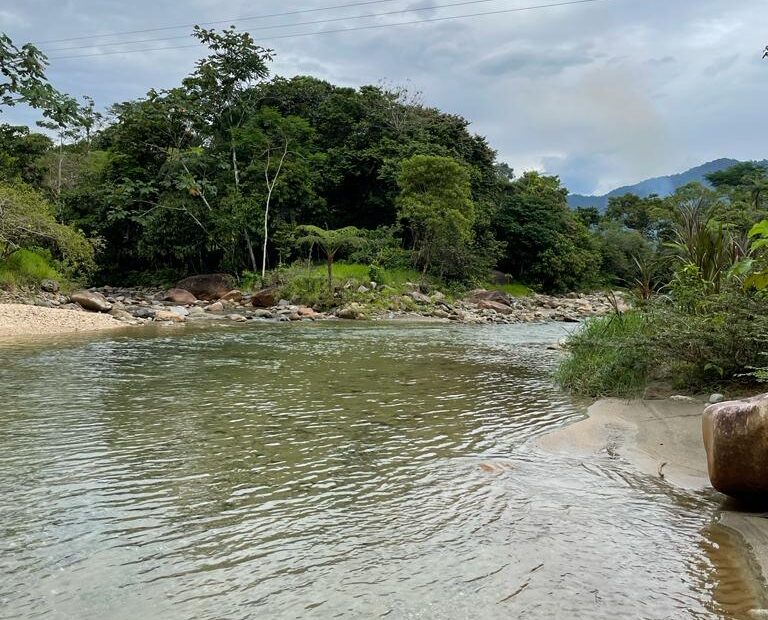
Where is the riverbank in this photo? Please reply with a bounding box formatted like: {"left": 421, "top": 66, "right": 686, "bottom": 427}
{"left": 0, "top": 303, "right": 126, "bottom": 338}
{"left": 538, "top": 398, "right": 768, "bottom": 606}
{"left": 0, "top": 283, "right": 627, "bottom": 328}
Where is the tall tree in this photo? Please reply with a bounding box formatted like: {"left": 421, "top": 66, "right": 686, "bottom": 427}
{"left": 396, "top": 155, "right": 475, "bottom": 278}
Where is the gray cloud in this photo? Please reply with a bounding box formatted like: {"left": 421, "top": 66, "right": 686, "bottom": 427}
{"left": 2, "top": 0, "right": 767, "bottom": 195}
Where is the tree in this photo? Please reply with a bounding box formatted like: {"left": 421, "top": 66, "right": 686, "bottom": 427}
{"left": 0, "top": 181, "right": 95, "bottom": 274}
{"left": 493, "top": 171, "right": 600, "bottom": 291}
{"left": 296, "top": 224, "right": 365, "bottom": 290}
{"left": 396, "top": 155, "right": 475, "bottom": 278}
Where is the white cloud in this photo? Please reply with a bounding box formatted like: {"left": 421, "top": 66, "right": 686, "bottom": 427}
{"left": 2, "top": 0, "right": 767, "bottom": 194}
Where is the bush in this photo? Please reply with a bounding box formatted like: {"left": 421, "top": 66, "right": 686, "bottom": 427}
{"left": 0, "top": 248, "right": 60, "bottom": 288}
{"left": 0, "top": 181, "right": 96, "bottom": 278}
{"left": 558, "top": 288, "right": 768, "bottom": 396}
{"left": 556, "top": 311, "right": 651, "bottom": 398}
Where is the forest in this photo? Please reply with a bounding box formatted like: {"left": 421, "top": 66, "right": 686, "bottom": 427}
{"left": 6, "top": 25, "right": 762, "bottom": 296}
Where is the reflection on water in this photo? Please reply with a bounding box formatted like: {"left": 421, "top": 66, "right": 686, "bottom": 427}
{"left": 0, "top": 322, "right": 758, "bottom": 619}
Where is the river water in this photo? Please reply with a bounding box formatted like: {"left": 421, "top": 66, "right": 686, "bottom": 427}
{"left": 0, "top": 322, "right": 759, "bottom": 619}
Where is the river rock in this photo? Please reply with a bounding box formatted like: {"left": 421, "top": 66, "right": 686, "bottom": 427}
{"left": 206, "top": 301, "right": 224, "bottom": 313}
{"left": 175, "top": 274, "right": 234, "bottom": 300}
{"left": 336, "top": 303, "right": 367, "bottom": 320}
{"left": 702, "top": 393, "right": 768, "bottom": 497}
{"left": 163, "top": 288, "right": 197, "bottom": 304}
{"left": 131, "top": 307, "right": 156, "bottom": 319}
{"left": 709, "top": 393, "right": 725, "bottom": 404}
{"left": 407, "top": 291, "right": 431, "bottom": 304}
{"left": 220, "top": 289, "right": 244, "bottom": 303}
{"left": 251, "top": 287, "right": 278, "bottom": 308}
{"left": 476, "top": 299, "right": 515, "bottom": 315}
{"left": 297, "top": 306, "right": 317, "bottom": 318}
{"left": 70, "top": 290, "right": 112, "bottom": 313}
{"left": 252, "top": 309, "right": 274, "bottom": 319}
{"left": 40, "top": 279, "right": 60, "bottom": 293}
{"left": 466, "top": 289, "right": 513, "bottom": 307}
{"left": 109, "top": 307, "right": 134, "bottom": 321}
{"left": 227, "top": 313, "right": 247, "bottom": 322}
{"left": 154, "top": 309, "right": 186, "bottom": 323}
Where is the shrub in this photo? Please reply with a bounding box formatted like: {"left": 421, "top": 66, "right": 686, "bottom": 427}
{"left": 556, "top": 311, "right": 651, "bottom": 398}
{"left": 0, "top": 248, "right": 60, "bottom": 288}
{"left": 558, "top": 288, "right": 768, "bottom": 396}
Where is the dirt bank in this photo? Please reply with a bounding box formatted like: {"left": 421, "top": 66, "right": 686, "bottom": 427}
{"left": 538, "top": 398, "right": 768, "bottom": 608}
{"left": 0, "top": 303, "right": 125, "bottom": 339}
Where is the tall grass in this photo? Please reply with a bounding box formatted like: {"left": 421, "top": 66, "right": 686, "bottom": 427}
{"left": 0, "top": 249, "right": 60, "bottom": 289}
{"left": 556, "top": 311, "right": 651, "bottom": 398}
{"left": 488, "top": 282, "right": 533, "bottom": 297}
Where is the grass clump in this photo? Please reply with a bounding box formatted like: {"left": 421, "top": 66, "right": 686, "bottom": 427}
{"left": 0, "top": 249, "right": 61, "bottom": 289}
{"left": 556, "top": 311, "right": 650, "bottom": 398}
{"left": 557, "top": 289, "right": 768, "bottom": 397}
{"left": 489, "top": 282, "right": 533, "bottom": 297}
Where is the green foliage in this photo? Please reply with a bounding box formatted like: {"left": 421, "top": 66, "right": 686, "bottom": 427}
{"left": 0, "top": 248, "right": 59, "bottom": 287}
{"left": 494, "top": 171, "right": 601, "bottom": 292}
{"left": 557, "top": 312, "right": 651, "bottom": 398}
{"left": 488, "top": 282, "right": 532, "bottom": 297}
{"left": 397, "top": 155, "right": 476, "bottom": 279}
{"left": 559, "top": 289, "right": 768, "bottom": 396}
{"left": 296, "top": 225, "right": 367, "bottom": 290}
{"left": 0, "top": 181, "right": 95, "bottom": 277}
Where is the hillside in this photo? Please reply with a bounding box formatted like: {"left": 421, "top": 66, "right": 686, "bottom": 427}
{"left": 567, "top": 158, "right": 755, "bottom": 210}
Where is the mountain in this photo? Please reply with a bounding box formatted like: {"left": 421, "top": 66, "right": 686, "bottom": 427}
{"left": 567, "top": 158, "right": 746, "bottom": 211}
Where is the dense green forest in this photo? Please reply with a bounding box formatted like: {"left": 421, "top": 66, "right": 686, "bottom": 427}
{"left": 2, "top": 28, "right": 768, "bottom": 302}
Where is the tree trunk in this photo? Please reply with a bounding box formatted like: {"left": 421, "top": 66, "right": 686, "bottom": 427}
{"left": 244, "top": 229, "right": 257, "bottom": 272}
{"left": 327, "top": 252, "right": 334, "bottom": 292}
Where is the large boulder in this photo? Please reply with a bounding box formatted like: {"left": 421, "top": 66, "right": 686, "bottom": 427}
{"left": 175, "top": 274, "right": 234, "bottom": 300}
{"left": 476, "top": 299, "right": 515, "bottom": 315}
{"left": 251, "top": 287, "right": 278, "bottom": 308}
{"left": 466, "top": 289, "right": 513, "bottom": 307}
{"left": 220, "top": 289, "right": 244, "bottom": 303}
{"left": 702, "top": 393, "right": 768, "bottom": 497}
{"left": 70, "top": 290, "right": 112, "bottom": 313}
{"left": 163, "top": 288, "right": 197, "bottom": 304}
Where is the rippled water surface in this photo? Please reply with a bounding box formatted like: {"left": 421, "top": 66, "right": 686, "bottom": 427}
{"left": 0, "top": 322, "right": 754, "bottom": 619}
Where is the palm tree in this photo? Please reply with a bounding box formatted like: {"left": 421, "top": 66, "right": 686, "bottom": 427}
{"left": 296, "top": 225, "right": 366, "bottom": 291}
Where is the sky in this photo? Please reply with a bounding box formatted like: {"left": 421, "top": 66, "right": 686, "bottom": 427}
{"left": 2, "top": 0, "right": 766, "bottom": 195}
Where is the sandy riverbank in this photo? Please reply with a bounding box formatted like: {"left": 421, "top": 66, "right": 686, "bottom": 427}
{"left": 538, "top": 398, "right": 768, "bottom": 609}
{"left": 0, "top": 303, "right": 126, "bottom": 339}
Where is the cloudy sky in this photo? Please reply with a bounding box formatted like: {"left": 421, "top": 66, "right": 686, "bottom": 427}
{"left": 2, "top": 0, "right": 766, "bottom": 194}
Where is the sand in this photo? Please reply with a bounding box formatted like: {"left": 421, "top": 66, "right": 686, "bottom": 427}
{"left": 538, "top": 397, "right": 768, "bottom": 601}
{"left": 0, "top": 303, "right": 125, "bottom": 338}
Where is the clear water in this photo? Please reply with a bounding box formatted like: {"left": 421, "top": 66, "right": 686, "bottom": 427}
{"left": 0, "top": 322, "right": 757, "bottom": 619}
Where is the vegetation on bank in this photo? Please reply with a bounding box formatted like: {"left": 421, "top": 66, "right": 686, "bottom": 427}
{"left": 0, "top": 27, "right": 698, "bottom": 296}
{"left": 559, "top": 161, "right": 768, "bottom": 396}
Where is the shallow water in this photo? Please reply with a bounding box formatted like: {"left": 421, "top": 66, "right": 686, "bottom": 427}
{"left": 0, "top": 322, "right": 758, "bottom": 619}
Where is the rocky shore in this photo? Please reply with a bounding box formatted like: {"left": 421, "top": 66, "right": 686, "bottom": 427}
{"left": 0, "top": 277, "right": 628, "bottom": 330}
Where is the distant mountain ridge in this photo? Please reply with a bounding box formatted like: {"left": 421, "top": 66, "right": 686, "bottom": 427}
{"left": 567, "top": 158, "right": 761, "bottom": 210}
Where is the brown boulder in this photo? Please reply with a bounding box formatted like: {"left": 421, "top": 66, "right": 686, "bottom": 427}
{"left": 476, "top": 299, "right": 515, "bottom": 315}
{"left": 220, "top": 289, "right": 243, "bottom": 303}
{"left": 175, "top": 274, "right": 234, "bottom": 300}
{"left": 70, "top": 290, "right": 112, "bottom": 313}
{"left": 297, "top": 306, "right": 317, "bottom": 318}
{"left": 467, "top": 289, "right": 513, "bottom": 307}
{"left": 154, "top": 309, "right": 186, "bottom": 323}
{"left": 702, "top": 393, "right": 768, "bottom": 497}
{"left": 163, "top": 288, "right": 197, "bottom": 304}
{"left": 251, "top": 287, "right": 278, "bottom": 308}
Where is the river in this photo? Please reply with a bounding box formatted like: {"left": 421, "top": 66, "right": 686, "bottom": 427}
{"left": 0, "top": 322, "right": 758, "bottom": 619}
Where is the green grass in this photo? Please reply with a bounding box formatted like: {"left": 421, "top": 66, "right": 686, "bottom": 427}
{"left": 488, "top": 282, "right": 533, "bottom": 297}
{"left": 0, "top": 249, "right": 60, "bottom": 289}
{"left": 306, "top": 261, "right": 423, "bottom": 288}
{"left": 556, "top": 311, "right": 651, "bottom": 398}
